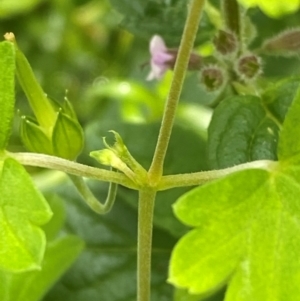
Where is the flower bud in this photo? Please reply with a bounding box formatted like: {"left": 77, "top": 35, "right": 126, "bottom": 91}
{"left": 5, "top": 33, "right": 84, "bottom": 160}
{"left": 90, "top": 131, "right": 147, "bottom": 185}
{"left": 199, "top": 65, "right": 226, "bottom": 92}
{"left": 235, "top": 54, "right": 262, "bottom": 81}
{"left": 213, "top": 30, "right": 238, "bottom": 56}
{"left": 90, "top": 149, "right": 136, "bottom": 181}
{"left": 262, "top": 28, "right": 300, "bottom": 56}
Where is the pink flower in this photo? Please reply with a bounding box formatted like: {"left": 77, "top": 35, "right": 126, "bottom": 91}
{"left": 146, "top": 35, "right": 202, "bottom": 81}
{"left": 147, "top": 35, "right": 175, "bottom": 81}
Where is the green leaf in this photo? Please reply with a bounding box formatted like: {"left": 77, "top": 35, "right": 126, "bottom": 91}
{"left": 109, "top": 0, "right": 214, "bottom": 46}
{"left": 208, "top": 95, "right": 279, "bottom": 169}
{"left": 170, "top": 83, "right": 300, "bottom": 300}
{"left": 0, "top": 41, "right": 15, "bottom": 150}
{"left": 0, "top": 236, "right": 84, "bottom": 301}
{"left": 263, "top": 77, "right": 300, "bottom": 123}
{"left": 42, "top": 194, "right": 66, "bottom": 242}
{"left": 277, "top": 86, "right": 300, "bottom": 162}
{"left": 174, "top": 287, "right": 225, "bottom": 301}
{"left": 237, "top": 0, "right": 300, "bottom": 18}
{"left": 109, "top": 0, "right": 146, "bottom": 16}
{"left": 0, "top": 0, "right": 46, "bottom": 18}
{"left": 169, "top": 166, "right": 300, "bottom": 300}
{"left": 0, "top": 158, "right": 52, "bottom": 272}
{"left": 43, "top": 185, "right": 176, "bottom": 301}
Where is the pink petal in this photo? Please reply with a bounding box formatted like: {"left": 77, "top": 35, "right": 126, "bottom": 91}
{"left": 149, "top": 35, "right": 168, "bottom": 55}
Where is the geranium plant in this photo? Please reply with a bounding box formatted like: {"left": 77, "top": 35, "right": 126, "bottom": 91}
{"left": 1, "top": 0, "right": 300, "bottom": 300}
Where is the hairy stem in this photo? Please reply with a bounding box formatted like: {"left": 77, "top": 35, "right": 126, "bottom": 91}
{"left": 69, "top": 174, "right": 118, "bottom": 214}
{"left": 137, "top": 189, "right": 156, "bottom": 301}
{"left": 148, "top": 0, "right": 206, "bottom": 185}
{"left": 221, "top": 0, "right": 241, "bottom": 37}
{"left": 8, "top": 152, "right": 137, "bottom": 189}
{"left": 158, "top": 160, "right": 277, "bottom": 190}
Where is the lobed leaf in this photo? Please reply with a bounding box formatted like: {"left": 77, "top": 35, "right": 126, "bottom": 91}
{"left": 0, "top": 158, "right": 52, "bottom": 272}
{"left": 170, "top": 71, "right": 300, "bottom": 300}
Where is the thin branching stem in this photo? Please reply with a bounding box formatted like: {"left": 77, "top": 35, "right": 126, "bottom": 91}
{"left": 148, "top": 0, "right": 206, "bottom": 185}
{"left": 158, "top": 160, "right": 277, "bottom": 190}
{"left": 8, "top": 152, "right": 138, "bottom": 189}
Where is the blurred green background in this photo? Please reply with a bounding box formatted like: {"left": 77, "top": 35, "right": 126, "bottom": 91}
{"left": 1, "top": 0, "right": 300, "bottom": 300}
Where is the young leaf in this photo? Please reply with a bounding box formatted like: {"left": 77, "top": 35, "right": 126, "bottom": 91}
{"left": 0, "top": 236, "right": 84, "bottom": 301}
{"left": 208, "top": 95, "right": 279, "bottom": 169}
{"left": 0, "top": 41, "right": 15, "bottom": 150}
{"left": 0, "top": 158, "right": 52, "bottom": 272}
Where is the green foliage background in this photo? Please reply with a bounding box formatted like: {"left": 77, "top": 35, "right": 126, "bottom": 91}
{"left": 1, "top": 0, "right": 300, "bottom": 300}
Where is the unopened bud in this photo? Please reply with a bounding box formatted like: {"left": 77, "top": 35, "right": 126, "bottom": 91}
{"left": 235, "top": 54, "right": 262, "bottom": 81}
{"left": 213, "top": 30, "right": 237, "bottom": 56}
{"left": 262, "top": 28, "right": 300, "bottom": 56}
{"left": 199, "top": 65, "right": 226, "bottom": 92}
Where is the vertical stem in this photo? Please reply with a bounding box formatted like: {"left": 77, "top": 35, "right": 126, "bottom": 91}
{"left": 148, "top": 0, "right": 206, "bottom": 185}
{"left": 137, "top": 188, "right": 156, "bottom": 301}
{"left": 222, "top": 0, "right": 241, "bottom": 37}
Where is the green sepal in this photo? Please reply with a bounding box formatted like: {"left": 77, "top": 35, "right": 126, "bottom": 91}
{"left": 12, "top": 36, "right": 56, "bottom": 131}
{"left": 0, "top": 158, "right": 52, "bottom": 272}
{"left": 20, "top": 116, "right": 53, "bottom": 155}
{"left": 52, "top": 111, "right": 84, "bottom": 160}
{"left": 49, "top": 96, "right": 78, "bottom": 120}
{"left": 0, "top": 41, "right": 15, "bottom": 150}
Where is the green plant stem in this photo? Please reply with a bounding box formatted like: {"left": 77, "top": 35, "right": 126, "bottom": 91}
{"left": 221, "top": 0, "right": 240, "bottom": 37}
{"left": 8, "top": 152, "right": 137, "bottom": 189}
{"left": 158, "top": 160, "right": 277, "bottom": 190}
{"left": 137, "top": 188, "right": 156, "bottom": 301}
{"left": 148, "top": 0, "right": 206, "bottom": 185}
{"left": 69, "top": 174, "right": 118, "bottom": 214}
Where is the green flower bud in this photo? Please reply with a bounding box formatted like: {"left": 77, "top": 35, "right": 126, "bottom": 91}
{"left": 262, "top": 28, "right": 300, "bottom": 57}
{"left": 199, "top": 65, "right": 226, "bottom": 92}
{"left": 20, "top": 108, "right": 84, "bottom": 160}
{"left": 235, "top": 53, "right": 262, "bottom": 81}
{"left": 90, "top": 131, "right": 147, "bottom": 185}
{"left": 5, "top": 33, "right": 84, "bottom": 160}
{"left": 103, "top": 131, "right": 147, "bottom": 179}
{"left": 51, "top": 109, "right": 84, "bottom": 160}
{"left": 213, "top": 30, "right": 238, "bottom": 56}
{"left": 90, "top": 149, "right": 136, "bottom": 183}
